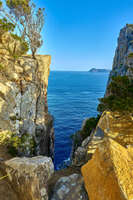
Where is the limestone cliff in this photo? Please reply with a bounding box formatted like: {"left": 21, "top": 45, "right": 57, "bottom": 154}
{"left": 81, "top": 25, "right": 133, "bottom": 200}
{"left": 0, "top": 54, "right": 54, "bottom": 158}
{"left": 106, "top": 24, "right": 133, "bottom": 95}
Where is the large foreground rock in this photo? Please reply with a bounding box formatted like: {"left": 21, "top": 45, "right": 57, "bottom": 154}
{"left": 51, "top": 173, "right": 88, "bottom": 200}
{"left": 82, "top": 138, "right": 133, "bottom": 200}
{"left": 0, "top": 156, "right": 54, "bottom": 200}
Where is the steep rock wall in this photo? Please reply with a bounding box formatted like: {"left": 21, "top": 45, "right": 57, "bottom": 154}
{"left": 0, "top": 54, "right": 54, "bottom": 158}
{"left": 81, "top": 25, "right": 133, "bottom": 200}
{"left": 106, "top": 24, "right": 133, "bottom": 95}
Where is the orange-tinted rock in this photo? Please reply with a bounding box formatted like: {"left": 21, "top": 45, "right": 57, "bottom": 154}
{"left": 82, "top": 138, "right": 133, "bottom": 200}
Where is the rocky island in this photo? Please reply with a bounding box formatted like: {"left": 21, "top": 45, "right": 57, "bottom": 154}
{"left": 89, "top": 68, "right": 110, "bottom": 73}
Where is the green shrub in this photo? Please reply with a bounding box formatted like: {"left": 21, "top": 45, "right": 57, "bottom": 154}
{"left": 0, "top": 18, "right": 29, "bottom": 62}
{"left": 9, "top": 33, "right": 29, "bottom": 61}
{"left": 98, "top": 76, "right": 133, "bottom": 113}
{"left": 128, "top": 53, "right": 133, "bottom": 58}
{"left": 80, "top": 115, "right": 100, "bottom": 140}
{"left": 8, "top": 133, "right": 35, "bottom": 156}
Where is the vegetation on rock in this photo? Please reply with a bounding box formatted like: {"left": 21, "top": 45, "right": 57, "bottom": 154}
{"left": 98, "top": 76, "right": 133, "bottom": 113}
{"left": 73, "top": 75, "right": 133, "bottom": 144}
{"left": 0, "top": 0, "right": 45, "bottom": 58}
{"left": 80, "top": 115, "right": 100, "bottom": 140}
{"left": 128, "top": 53, "right": 133, "bottom": 58}
{"left": 0, "top": 130, "right": 35, "bottom": 156}
{"left": 8, "top": 133, "right": 36, "bottom": 156}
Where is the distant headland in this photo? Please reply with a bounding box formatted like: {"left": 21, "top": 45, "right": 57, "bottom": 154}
{"left": 89, "top": 68, "right": 110, "bottom": 73}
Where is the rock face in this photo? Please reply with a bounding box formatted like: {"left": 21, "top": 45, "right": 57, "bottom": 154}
{"left": 0, "top": 54, "right": 54, "bottom": 157}
{"left": 71, "top": 118, "right": 103, "bottom": 167}
{"left": 0, "top": 156, "right": 54, "bottom": 200}
{"left": 71, "top": 135, "right": 92, "bottom": 167}
{"left": 81, "top": 111, "right": 133, "bottom": 200}
{"left": 51, "top": 174, "right": 88, "bottom": 200}
{"left": 106, "top": 24, "right": 133, "bottom": 95}
{"left": 81, "top": 25, "right": 133, "bottom": 200}
{"left": 82, "top": 138, "right": 133, "bottom": 200}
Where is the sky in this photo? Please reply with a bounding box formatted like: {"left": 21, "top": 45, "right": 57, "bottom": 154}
{"left": 34, "top": 0, "right": 133, "bottom": 71}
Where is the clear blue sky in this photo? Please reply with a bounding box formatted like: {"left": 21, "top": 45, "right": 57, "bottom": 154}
{"left": 35, "top": 0, "right": 133, "bottom": 71}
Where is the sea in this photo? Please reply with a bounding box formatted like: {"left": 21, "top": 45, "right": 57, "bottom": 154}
{"left": 47, "top": 71, "right": 109, "bottom": 170}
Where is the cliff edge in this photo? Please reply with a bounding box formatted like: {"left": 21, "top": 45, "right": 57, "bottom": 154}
{"left": 0, "top": 34, "right": 55, "bottom": 199}
{"left": 81, "top": 25, "right": 133, "bottom": 200}
{"left": 106, "top": 24, "right": 133, "bottom": 95}
{"left": 0, "top": 52, "right": 54, "bottom": 158}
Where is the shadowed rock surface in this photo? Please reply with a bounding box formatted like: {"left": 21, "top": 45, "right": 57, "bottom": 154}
{"left": 50, "top": 174, "right": 88, "bottom": 200}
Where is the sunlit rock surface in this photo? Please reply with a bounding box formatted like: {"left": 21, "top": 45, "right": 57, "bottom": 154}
{"left": 106, "top": 24, "right": 133, "bottom": 95}
{"left": 82, "top": 138, "right": 133, "bottom": 200}
{"left": 0, "top": 156, "right": 54, "bottom": 200}
{"left": 0, "top": 54, "right": 54, "bottom": 157}
{"left": 81, "top": 24, "right": 133, "bottom": 199}
{"left": 81, "top": 110, "right": 133, "bottom": 200}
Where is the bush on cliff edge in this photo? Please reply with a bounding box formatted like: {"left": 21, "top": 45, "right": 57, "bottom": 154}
{"left": 98, "top": 76, "right": 133, "bottom": 113}
{"left": 80, "top": 115, "right": 100, "bottom": 140}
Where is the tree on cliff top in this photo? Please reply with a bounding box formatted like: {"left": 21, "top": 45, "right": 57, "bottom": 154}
{"left": 0, "top": 0, "right": 45, "bottom": 58}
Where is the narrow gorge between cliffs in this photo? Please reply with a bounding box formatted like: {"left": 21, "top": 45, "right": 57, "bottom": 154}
{"left": 47, "top": 71, "right": 109, "bottom": 169}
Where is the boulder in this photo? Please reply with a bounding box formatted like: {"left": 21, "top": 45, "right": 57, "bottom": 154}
{"left": 1, "top": 156, "right": 54, "bottom": 200}
{"left": 82, "top": 138, "right": 133, "bottom": 200}
{"left": 51, "top": 173, "right": 88, "bottom": 200}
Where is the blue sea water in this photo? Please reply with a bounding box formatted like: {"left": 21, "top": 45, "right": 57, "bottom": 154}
{"left": 47, "top": 71, "right": 109, "bottom": 169}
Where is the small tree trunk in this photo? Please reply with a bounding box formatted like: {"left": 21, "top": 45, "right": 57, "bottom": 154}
{"left": 32, "top": 50, "right": 36, "bottom": 59}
